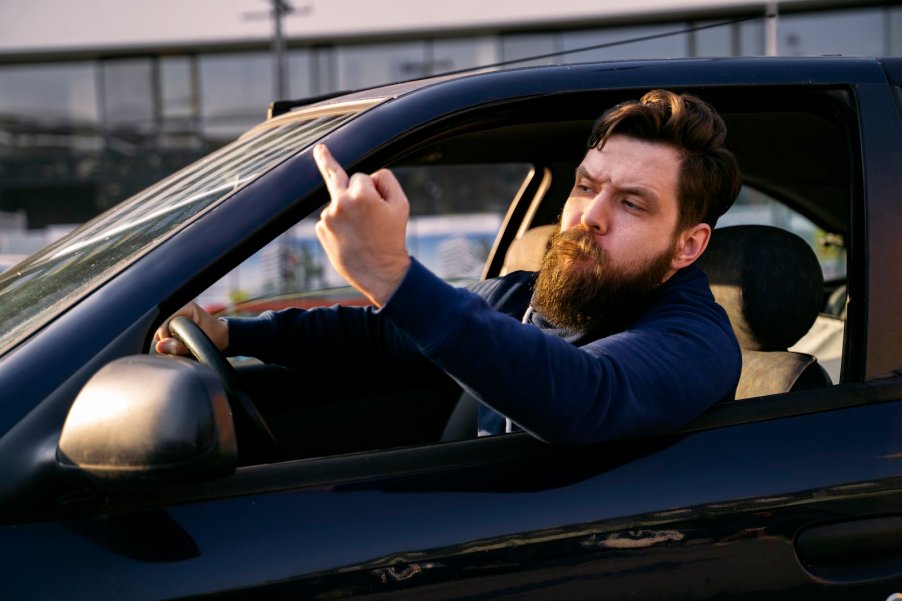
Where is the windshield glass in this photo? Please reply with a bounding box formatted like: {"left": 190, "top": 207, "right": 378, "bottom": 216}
{"left": 0, "top": 109, "right": 363, "bottom": 355}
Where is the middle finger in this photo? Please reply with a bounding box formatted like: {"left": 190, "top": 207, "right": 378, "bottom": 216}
{"left": 314, "top": 144, "right": 350, "bottom": 197}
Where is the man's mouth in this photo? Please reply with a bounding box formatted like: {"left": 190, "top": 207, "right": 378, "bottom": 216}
{"left": 556, "top": 231, "right": 606, "bottom": 268}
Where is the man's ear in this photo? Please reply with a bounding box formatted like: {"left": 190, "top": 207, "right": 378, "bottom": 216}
{"left": 671, "top": 223, "right": 711, "bottom": 271}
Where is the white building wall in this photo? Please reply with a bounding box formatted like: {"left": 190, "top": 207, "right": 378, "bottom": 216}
{"left": 0, "top": 0, "right": 814, "bottom": 55}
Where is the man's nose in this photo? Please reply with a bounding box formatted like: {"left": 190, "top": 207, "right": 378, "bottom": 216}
{"left": 579, "top": 192, "right": 611, "bottom": 233}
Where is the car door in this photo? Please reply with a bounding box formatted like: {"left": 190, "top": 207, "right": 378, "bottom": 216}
{"left": 5, "top": 390, "right": 902, "bottom": 599}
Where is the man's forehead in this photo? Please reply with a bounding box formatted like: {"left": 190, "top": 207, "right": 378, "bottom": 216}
{"left": 577, "top": 137, "right": 681, "bottom": 185}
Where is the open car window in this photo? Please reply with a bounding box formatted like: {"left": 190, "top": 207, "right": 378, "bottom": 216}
{"left": 202, "top": 163, "right": 533, "bottom": 314}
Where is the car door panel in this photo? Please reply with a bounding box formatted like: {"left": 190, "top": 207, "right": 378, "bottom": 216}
{"left": 4, "top": 392, "right": 902, "bottom": 599}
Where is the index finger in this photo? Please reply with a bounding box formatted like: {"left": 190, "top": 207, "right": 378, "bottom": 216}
{"left": 313, "top": 144, "right": 349, "bottom": 197}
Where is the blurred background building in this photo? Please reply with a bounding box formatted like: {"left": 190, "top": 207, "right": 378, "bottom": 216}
{"left": 0, "top": 0, "right": 897, "bottom": 260}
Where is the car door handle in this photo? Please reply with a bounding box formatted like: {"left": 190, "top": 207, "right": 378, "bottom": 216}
{"left": 796, "top": 516, "right": 902, "bottom": 583}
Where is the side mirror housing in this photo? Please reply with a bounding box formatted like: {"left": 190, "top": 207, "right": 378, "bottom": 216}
{"left": 59, "top": 355, "right": 237, "bottom": 484}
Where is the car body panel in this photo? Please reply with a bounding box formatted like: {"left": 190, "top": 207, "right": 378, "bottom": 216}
{"left": 3, "top": 395, "right": 902, "bottom": 598}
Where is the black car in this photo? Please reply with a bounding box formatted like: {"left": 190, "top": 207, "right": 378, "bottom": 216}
{"left": 2, "top": 57, "right": 902, "bottom": 599}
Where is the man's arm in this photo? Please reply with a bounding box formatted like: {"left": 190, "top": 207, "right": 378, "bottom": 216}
{"left": 380, "top": 260, "right": 740, "bottom": 445}
{"left": 224, "top": 304, "right": 426, "bottom": 368}
{"left": 153, "top": 299, "right": 429, "bottom": 368}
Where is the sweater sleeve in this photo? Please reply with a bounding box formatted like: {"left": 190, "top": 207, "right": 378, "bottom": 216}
{"left": 225, "top": 303, "right": 426, "bottom": 368}
{"left": 380, "top": 259, "right": 741, "bottom": 445}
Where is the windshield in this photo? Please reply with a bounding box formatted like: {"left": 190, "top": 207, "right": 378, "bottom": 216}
{"left": 0, "top": 109, "right": 365, "bottom": 356}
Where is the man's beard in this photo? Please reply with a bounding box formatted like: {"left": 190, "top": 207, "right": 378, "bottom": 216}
{"left": 531, "top": 227, "right": 677, "bottom": 333}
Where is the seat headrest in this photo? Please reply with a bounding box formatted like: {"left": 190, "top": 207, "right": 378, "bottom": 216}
{"left": 501, "top": 224, "right": 557, "bottom": 275}
{"left": 697, "top": 225, "right": 823, "bottom": 352}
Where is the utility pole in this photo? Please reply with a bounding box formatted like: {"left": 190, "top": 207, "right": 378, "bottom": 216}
{"left": 241, "top": 1, "right": 314, "bottom": 295}
{"left": 243, "top": 1, "right": 313, "bottom": 101}
{"left": 271, "top": 0, "right": 291, "bottom": 100}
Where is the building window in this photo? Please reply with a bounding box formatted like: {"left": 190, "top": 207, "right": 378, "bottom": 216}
{"left": 737, "top": 20, "right": 765, "bottom": 56}
{"left": 561, "top": 24, "right": 690, "bottom": 61}
{"left": 335, "top": 41, "right": 428, "bottom": 89}
{"left": 100, "top": 58, "right": 155, "bottom": 131}
{"left": 199, "top": 52, "right": 273, "bottom": 142}
{"left": 693, "top": 20, "right": 734, "bottom": 56}
{"left": 780, "top": 8, "right": 885, "bottom": 57}
{"left": 161, "top": 56, "right": 196, "bottom": 121}
{"left": 891, "top": 6, "right": 902, "bottom": 56}
{"left": 287, "top": 48, "right": 314, "bottom": 99}
{"left": 500, "top": 33, "right": 560, "bottom": 67}
{"left": 431, "top": 36, "right": 497, "bottom": 74}
{"left": 0, "top": 62, "right": 98, "bottom": 123}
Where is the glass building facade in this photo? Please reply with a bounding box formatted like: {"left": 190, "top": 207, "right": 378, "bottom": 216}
{"left": 0, "top": 3, "right": 900, "bottom": 255}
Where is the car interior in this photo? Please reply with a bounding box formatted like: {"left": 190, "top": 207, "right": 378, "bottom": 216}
{"left": 218, "top": 85, "right": 855, "bottom": 462}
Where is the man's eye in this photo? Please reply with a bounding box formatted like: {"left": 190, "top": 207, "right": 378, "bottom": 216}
{"left": 576, "top": 184, "right": 592, "bottom": 194}
{"left": 622, "top": 198, "right": 642, "bottom": 211}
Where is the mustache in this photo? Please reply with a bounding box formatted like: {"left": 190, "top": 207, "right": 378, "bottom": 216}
{"left": 547, "top": 227, "right": 608, "bottom": 266}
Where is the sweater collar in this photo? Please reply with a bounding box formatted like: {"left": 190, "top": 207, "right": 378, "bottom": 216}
{"left": 527, "top": 265, "right": 701, "bottom": 344}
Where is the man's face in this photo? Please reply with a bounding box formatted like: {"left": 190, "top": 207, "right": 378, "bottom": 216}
{"left": 560, "top": 134, "right": 683, "bottom": 274}
{"left": 531, "top": 134, "right": 685, "bottom": 331}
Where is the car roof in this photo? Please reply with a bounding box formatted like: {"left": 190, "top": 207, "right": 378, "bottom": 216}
{"left": 289, "top": 56, "right": 887, "bottom": 108}
{"left": 343, "top": 57, "right": 870, "bottom": 235}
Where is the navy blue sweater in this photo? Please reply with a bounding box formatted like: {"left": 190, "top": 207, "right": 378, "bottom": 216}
{"left": 227, "top": 259, "right": 740, "bottom": 445}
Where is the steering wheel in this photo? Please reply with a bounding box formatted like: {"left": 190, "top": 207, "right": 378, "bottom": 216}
{"left": 168, "top": 316, "right": 288, "bottom": 464}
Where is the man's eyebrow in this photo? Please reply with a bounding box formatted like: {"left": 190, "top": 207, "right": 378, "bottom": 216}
{"left": 574, "top": 166, "right": 593, "bottom": 181}
{"left": 574, "top": 166, "right": 661, "bottom": 203}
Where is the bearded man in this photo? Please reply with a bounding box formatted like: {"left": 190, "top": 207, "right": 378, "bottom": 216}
{"left": 156, "top": 90, "right": 743, "bottom": 445}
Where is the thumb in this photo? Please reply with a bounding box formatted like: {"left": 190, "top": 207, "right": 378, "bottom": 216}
{"left": 155, "top": 338, "right": 188, "bottom": 356}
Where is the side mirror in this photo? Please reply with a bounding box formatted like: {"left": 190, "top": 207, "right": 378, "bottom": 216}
{"left": 59, "top": 355, "right": 237, "bottom": 484}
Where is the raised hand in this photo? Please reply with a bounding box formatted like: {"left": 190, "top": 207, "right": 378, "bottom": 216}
{"left": 313, "top": 144, "right": 411, "bottom": 307}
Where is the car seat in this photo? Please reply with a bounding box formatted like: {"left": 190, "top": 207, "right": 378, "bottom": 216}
{"left": 498, "top": 224, "right": 558, "bottom": 275}
{"left": 695, "top": 224, "right": 832, "bottom": 399}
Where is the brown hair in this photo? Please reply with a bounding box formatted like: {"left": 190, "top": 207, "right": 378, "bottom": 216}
{"left": 587, "top": 90, "right": 742, "bottom": 229}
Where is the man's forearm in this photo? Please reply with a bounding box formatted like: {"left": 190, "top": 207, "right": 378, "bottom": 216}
{"left": 225, "top": 304, "right": 424, "bottom": 368}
